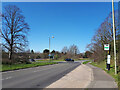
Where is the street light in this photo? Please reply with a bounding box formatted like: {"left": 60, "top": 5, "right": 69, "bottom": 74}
{"left": 49, "top": 36, "right": 54, "bottom": 61}
{"left": 112, "top": 0, "right": 117, "bottom": 75}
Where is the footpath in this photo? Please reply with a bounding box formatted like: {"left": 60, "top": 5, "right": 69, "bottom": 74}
{"left": 86, "top": 63, "right": 118, "bottom": 88}
{"left": 46, "top": 63, "right": 118, "bottom": 89}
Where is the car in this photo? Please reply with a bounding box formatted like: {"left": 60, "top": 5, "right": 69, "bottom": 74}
{"left": 65, "top": 58, "right": 74, "bottom": 62}
{"left": 29, "top": 59, "right": 35, "bottom": 62}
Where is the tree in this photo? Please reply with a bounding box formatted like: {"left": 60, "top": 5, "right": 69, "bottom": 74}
{"left": 51, "top": 50, "right": 55, "bottom": 54}
{"left": 68, "top": 44, "right": 80, "bottom": 55}
{"left": 43, "top": 49, "right": 49, "bottom": 58}
{"left": 43, "top": 49, "right": 49, "bottom": 54}
{"left": 31, "top": 49, "right": 34, "bottom": 54}
{"left": 87, "top": 10, "right": 119, "bottom": 62}
{"left": 61, "top": 46, "right": 68, "bottom": 54}
{"left": 84, "top": 51, "right": 93, "bottom": 58}
{"left": 1, "top": 5, "right": 29, "bottom": 60}
{"left": 60, "top": 45, "right": 80, "bottom": 59}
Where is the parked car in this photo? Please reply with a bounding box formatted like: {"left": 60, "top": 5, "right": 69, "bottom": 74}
{"left": 65, "top": 58, "right": 74, "bottom": 62}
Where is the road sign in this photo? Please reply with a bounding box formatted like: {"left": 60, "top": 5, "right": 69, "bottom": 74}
{"left": 104, "top": 44, "right": 109, "bottom": 50}
{"left": 107, "top": 55, "right": 110, "bottom": 64}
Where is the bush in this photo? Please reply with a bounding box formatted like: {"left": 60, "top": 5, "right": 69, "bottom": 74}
{"left": 2, "top": 59, "right": 12, "bottom": 65}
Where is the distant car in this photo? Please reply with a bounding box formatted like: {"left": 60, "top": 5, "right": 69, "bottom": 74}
{"left": 29, "top": 59, "right": 35, "bottom": 62}
{"left": 65, "top": 58, "right": 74, "bottom": 62}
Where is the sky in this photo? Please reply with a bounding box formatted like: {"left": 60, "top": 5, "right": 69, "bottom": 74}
{"left": 2, "top": 2, "right": 118, "bottom": 53}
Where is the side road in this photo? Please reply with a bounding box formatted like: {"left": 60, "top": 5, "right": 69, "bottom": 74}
{"left": 46, "top": 63, "right": 118, "bottom": 88}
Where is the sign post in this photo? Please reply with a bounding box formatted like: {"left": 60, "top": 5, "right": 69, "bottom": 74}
{"left": 104, "top": 44, "right": 109, "bottom": 51}
{"left": 107, "top": 55, "right": 111, "bottom": 71}
{"left": 104, "top": 44, "right": 110, "bottom": 71}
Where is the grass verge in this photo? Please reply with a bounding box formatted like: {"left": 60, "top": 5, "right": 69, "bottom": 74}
{"left": 1, "top": 62, "right": 58, "bottom": 72}
{"left": 75, "top": 58, "right": 92, "bottom": 61}
{"left": 37, "top": 59, "right": 64, "bottom": 62}
{"left": 82, "top": 61, "right": 90, "bottom": 64}
{"left": 118, "top": 72, "right": 120, "bottom": 90}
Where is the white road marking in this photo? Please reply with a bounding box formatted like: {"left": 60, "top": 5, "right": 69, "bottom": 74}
{"left": 5, "top": 76, "right": 12, "bottom": 80}
{"left": 2, "top": 72, "right": 7, "bottom": 74}
{"left": 16, "top": 70, "right": 20, "bottom": 71}
{"left": 9, "top": 71, "right": 14, "bottom": 73}
{"left": 23, "top": 69, "right": 26, "bottom": 70}
{"left": 27, "top": 68, "right": 32, "bottom": 70}
{"left": 34, "top": 71, "right": 37, "bottom": 72}
{"left": 36, "top": 67, "right": 40, "bottom": 68}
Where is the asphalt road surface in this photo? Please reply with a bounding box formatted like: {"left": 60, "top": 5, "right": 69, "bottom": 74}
{"left": 2, "top": 61, "right": 81, "bottom": 88}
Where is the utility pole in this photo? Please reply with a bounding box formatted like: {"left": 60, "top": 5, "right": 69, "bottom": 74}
{"left": 49, "top": 37, "right": 50, "bottom": 61}
{"left": 49, "top": 36, "right": 54, "bottom": 62}
{"left": 112, "top": 0, "right": 117, "bottom": 75}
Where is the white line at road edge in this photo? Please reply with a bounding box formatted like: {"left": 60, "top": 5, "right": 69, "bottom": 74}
{"left": 6, "top": 77, "right": 12, "bottom": 79}
{"left": 2, "top": 72, "right": 7, "bottom": 74}
{"left": 2, "top": 76, "right": 12, "bottom": 80}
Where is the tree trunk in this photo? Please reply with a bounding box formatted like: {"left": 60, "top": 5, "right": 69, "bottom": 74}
{"left": 9, "top": 44, "right": 13, "bottom": 60}
{"left": 9, "top": 50, "right": 12, "bottom": 60}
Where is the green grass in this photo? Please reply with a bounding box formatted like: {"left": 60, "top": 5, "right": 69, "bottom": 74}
{"left": 75, "top": 58, "right": 92, "bottom": 61}
{"left": 37, "top": 59, "right": 64, "bottom": 62}
{"left": 90, "top": 61, "right": 118, "bottom": 86}
{"left": 82, "top": 61, "right": 90, "bottom": 64}
{"left": 1, "top": 62, "right": 58, "bottom": 72}
{"left": 37, "top": 58, "right": 92, "bottom": 62}
{"left": 52, "top": 59, "right": 64, "bottom": 62}
{"left": 118, "top": 72, "right": 120, "bottom": 90}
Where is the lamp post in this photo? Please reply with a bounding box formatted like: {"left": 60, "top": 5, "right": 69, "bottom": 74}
{"left": 49, "top": 36, "right": 54, "bottom": 61}
{"left": 112, "top": 0, "right": 117, "bottom": 75}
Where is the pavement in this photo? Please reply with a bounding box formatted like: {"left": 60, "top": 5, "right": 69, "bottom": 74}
{"left": 47, "top": 63, "right": 118, "bottom": 89}
{"left": 46, "top": 64, "right": 93, "bottom": 88}
{"left": 86, "top": 63, "right": 118, "bottom": 88}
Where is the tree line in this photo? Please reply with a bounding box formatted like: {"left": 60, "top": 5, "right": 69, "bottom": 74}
{"left": 86, "top": 10, "right": 120, "bottom": 65}
{"left": 1, "top": 4, "right": 91, "bottom": 65}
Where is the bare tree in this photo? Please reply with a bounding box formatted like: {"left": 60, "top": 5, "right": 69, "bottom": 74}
{"left": 87, "top": 10, "right": 119, "bottom": 62}
{"left": 68, "top": 44, "right": 80, "bottom": 55}
{"left": 1, "top": 5, "right": 29, "bottom": 60}
{"left": 61, "top": 46, "right": 68, "bottom": 54}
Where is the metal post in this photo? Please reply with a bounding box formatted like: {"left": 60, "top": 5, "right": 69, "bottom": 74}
{"left": 49, "top": 37, "right": 50, "bottom": 61}
{"left": 112, "top": 0, "right": 117, "bottom": 75}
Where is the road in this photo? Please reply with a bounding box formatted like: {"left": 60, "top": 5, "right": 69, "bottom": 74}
{"left": 2, "top": 61, "right": 81, "bottom": 88}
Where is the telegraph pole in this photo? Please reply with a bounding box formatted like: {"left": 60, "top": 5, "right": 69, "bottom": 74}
{"left": 112, "top": 0, "right": 117, "bottom": 75}
{"left": 49, "top": 37, "right": 50, "bottom": 61}
{"left": 49, "top": 36, "right": 54, "bottom": 62}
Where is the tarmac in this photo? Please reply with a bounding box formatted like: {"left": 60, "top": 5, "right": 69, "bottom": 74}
{"left": 86, "top": 63, "right": 118, "bottom": 88}
{"left": 46, "top": 63, "right": 118, "bottom": 89}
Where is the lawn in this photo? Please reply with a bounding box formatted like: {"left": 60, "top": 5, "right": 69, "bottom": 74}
{"left": 1, "top": 62, "right": 58, "bottom": 72}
